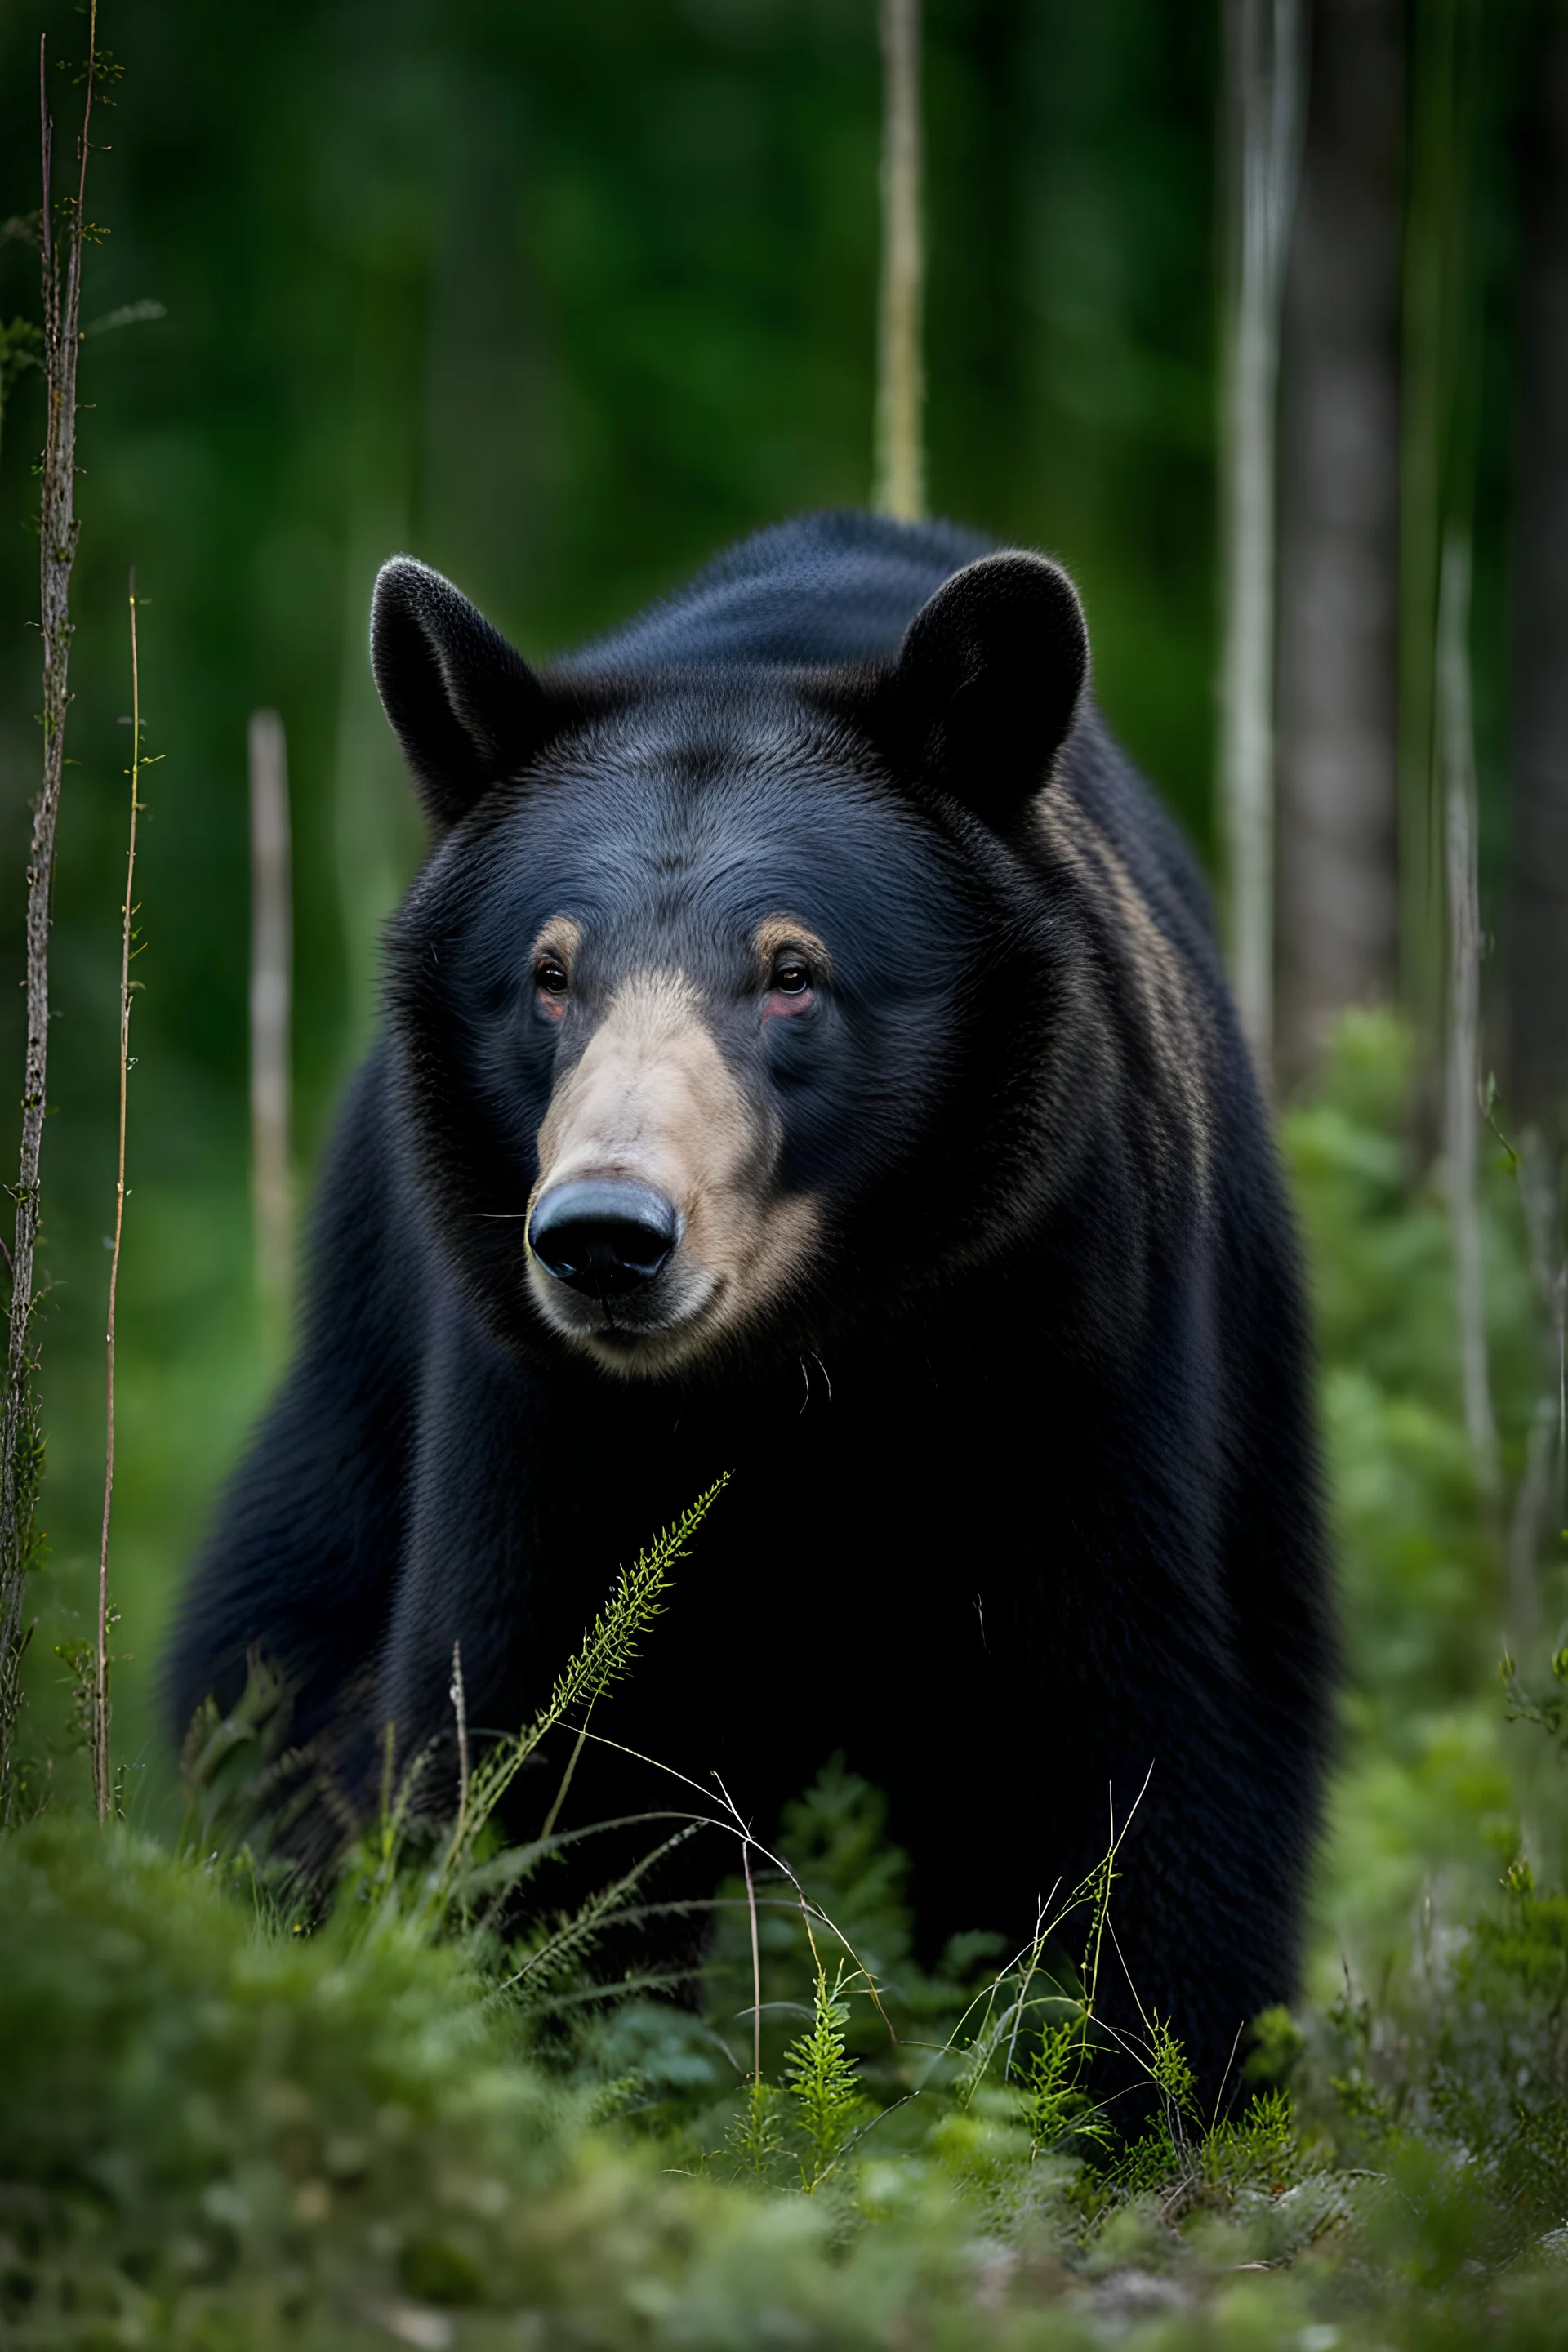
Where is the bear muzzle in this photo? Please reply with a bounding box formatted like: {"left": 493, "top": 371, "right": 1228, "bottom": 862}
{"left": 520, "top": 964, "right": 816, "bottom": 1370}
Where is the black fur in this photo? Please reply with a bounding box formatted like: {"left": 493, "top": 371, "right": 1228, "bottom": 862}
{"left": 170, "top": 512, "right": 1334, "bottom": 2100}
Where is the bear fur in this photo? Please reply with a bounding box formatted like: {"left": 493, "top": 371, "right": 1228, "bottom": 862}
{"left": 169, "top": 511, "right": 1334, "bottom": 2099}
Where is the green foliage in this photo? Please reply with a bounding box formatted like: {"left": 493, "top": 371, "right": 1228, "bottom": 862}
{"left": 1281, "top": 1009, "right": 1544, "bottom": 1978}
{"left": 0, "top": 1805, "right": 1386, "bottom": 2350}
{"left": 0, "top": 1777, "right": 1365, "bottom": 2350}
{"left": 14, "top": 988, "right": 1568, "bottom": 2345}
{"left": 0, "top": 1810, "right": 571, "bottom": 2347}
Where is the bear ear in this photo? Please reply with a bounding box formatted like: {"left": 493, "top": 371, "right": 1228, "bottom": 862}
{"left": 876, "top": 552, "right": 1089, "bottom": 833}
{"left": 371, "top": 558, "right": 554, "bottom": 831}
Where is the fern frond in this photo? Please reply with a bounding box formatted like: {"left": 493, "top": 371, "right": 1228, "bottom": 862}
{"left": 783, "top": 1959, "right": 867, "bottom": 2189}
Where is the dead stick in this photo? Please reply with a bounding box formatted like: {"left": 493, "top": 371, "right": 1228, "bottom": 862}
{"left": 95, "top": 569, "right": 140, "bottom": 1824}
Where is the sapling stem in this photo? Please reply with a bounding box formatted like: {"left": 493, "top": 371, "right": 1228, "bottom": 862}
{"left": 448, "top": 1641, "right": 470, "bottom": 1864}
{"left": 873, "top": 0, "right": 924, "bottom": 521}
{"left": 94, "top": 568, "right": 143, "bottom": 1823}
{"left": 247, "top": 710, "right": 292, "bottom": 1339}
{"left": 743, "top": 1836, "right": 762, "bottom": 2083}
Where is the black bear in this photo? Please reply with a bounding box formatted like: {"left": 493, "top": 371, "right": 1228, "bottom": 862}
{"left": 170, "top": 512, "right": 1334, "bottom": 2099}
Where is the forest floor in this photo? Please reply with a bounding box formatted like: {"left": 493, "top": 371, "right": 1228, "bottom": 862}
{"left": 5, "top": 1010, "right": 1568, "bottom": 2351}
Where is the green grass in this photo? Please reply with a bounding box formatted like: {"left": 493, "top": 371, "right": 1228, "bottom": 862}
{"left": 5, "top": 1010, "right": 1568, "bottom": 2347}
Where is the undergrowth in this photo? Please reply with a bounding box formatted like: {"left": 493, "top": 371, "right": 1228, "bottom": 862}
{"left": 5, "top": 1013, "right": 1568, "bottom": 2347}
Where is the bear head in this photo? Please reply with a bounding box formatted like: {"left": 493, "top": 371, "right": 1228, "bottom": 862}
{"left": 372, "top": 543, "right": 1089, "bottom": 1380}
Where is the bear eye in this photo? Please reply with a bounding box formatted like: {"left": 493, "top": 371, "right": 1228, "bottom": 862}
{"left": 534, "top": 956, "right": 570, "bottom": 997}
{"left": 772, "top": 957, "right": 812, "bottom": 997}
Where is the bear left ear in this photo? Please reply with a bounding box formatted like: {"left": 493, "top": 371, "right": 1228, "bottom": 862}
{"left": 371, "top": 558, "right": 555, "bottom": 831}
{"left": 875, "top": 552, "right": 1089, "bottom": 834}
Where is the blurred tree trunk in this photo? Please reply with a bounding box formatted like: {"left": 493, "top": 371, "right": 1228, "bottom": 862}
{"left": 1219, "top": 0, "right": 1304, "bottom": 1084}
{"left": 1508, "top": 1, "right": 1568, "bottom": 1147}
{"left": 1398, "top": 0, "right": 1481, "bottom": 1068}
{"left": 1274, "top": 0, "right": 1402, "bottom": 1091}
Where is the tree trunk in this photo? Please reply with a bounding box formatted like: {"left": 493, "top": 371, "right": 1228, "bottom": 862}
{"left": 1219, "top": 0, "right": 1305, "bottom": 1085}
{"left": 1273, "top": 0, "right": 1402, "bottom": 1091}
{"left": 1439, "top": 531, "right": 1501, "bottom": 1516}
{"left": 1508, "top": 2, "right": 1568, "bottom": 1146}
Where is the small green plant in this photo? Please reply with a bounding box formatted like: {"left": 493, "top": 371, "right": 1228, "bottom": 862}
{"left": 1018, "top": 2012, "right": 1112, "bottom": 2160}
{"left": 724, "top": 2073, "right": 787, "bottom": 2178}
{"left": 1146, "top": 2013, "right": 1200, "bottom": 2136}
{"left": 782, "top": 1957, "right": 870, "bottom": 2189}
{"left": 1503, "top": 1640, "right": 1568, "bottom": 1741}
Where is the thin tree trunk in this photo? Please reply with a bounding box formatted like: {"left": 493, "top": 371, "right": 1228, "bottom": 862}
{"left": 1505, "top": 1128, "right": 1562, "bottom": 1646}
{"left": 1439, "top": 530, "right": 1500, "bottom": 1513}
{"left": 873, "top": 0, "right": 925, "bottom": 523}
{"left": 332, "top": 268, "right": 424, "bottom": 1049}
{"left": 1398, "top": 0, "right": 1479, "bottom": 1058}
{"left": 249, "top": 710, "right": 292, "bottom": 1339}
{"left": 1499, "top": 3, "right": 1568, "bottom": 1646}
{"left": 0, "top": 20, "right": 99, "bottom": 1803}
{"left": 1219, "top": 0, "right": 1305, "bottom": 1082}
{"left": 1504, "top": 9, "right": 1568, "bottom": 1637}
{"left": 1508, "top": 3, "right": 1568, "bottom": 1147}
{"left": 1513, "top": 0, "right": 1568, "bottom": 1646}
{"left": 1274, "top": 0, "right": 1401, "bottom": 1090}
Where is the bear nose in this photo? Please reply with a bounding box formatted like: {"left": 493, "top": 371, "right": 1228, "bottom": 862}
{"left": 528, "top": 1179, "right": 681, "bottom": 1298}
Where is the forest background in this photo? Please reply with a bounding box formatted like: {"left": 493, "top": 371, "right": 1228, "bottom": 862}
{"left": 2, "top": 0, "right": 1568, "bottom": 2218}
{"left": 0, "top": 0, "right": 1257, "bottom": 1794}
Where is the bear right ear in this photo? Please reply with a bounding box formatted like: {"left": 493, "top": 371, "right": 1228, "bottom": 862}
{"left": 870, "top": 551, "right": 1089, "bottom": 835}
{"left": 371, "top": 558, "right": 555, "bottom": 831}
